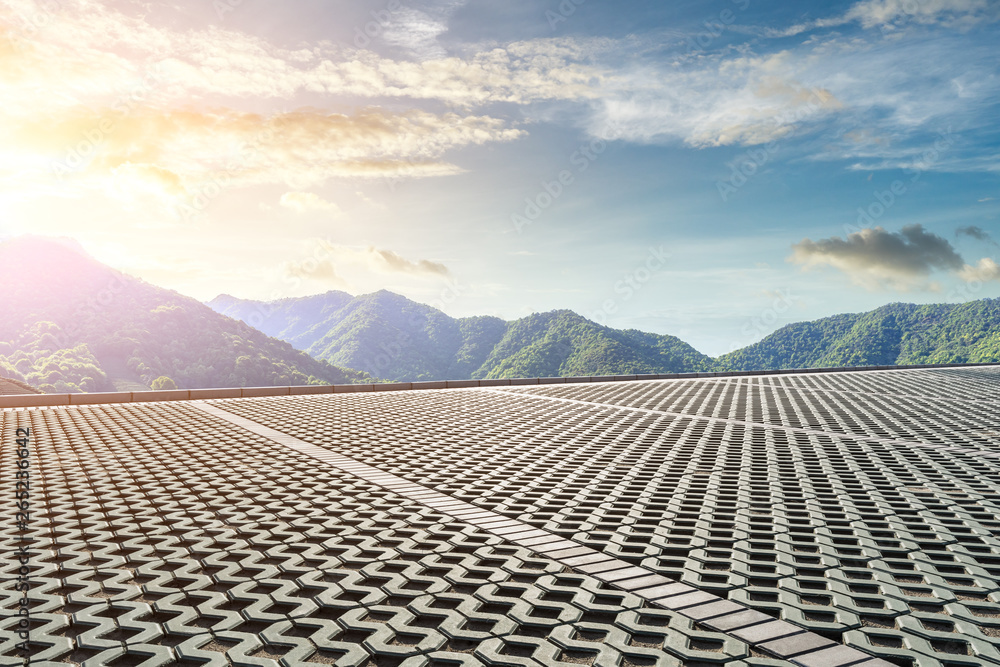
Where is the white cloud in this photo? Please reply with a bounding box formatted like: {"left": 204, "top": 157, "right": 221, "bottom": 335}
{"left": 589, "top": 54, "right": 843, "bottom": 147}
{"left": 767, "top": 0, "right": 995, "bottom": 36}
{"left": 0, "top": 1, "right": 606, "bottom": 110}
{"left": 380, "top": 0, "right": 469, "bottom": 60}
{"left": 2, "top": 106, "right": 524, "bottom": 206}
{"left": 315, "top": 241, "right": 451, "bottom": 278}
{"left": 279, "top": 191, "right": 342, "bottom": 215}
{"left": 958, "top": 257, "right": 1000, "bottom": 283}
{"left": 109, "top": 162, "right": 186, "bottom": 201}
{"left": 282, "top": 257, "right": 351, "bottom": 290}
{"left": 278, "top": 240, "right": 450, "bottom": 294}
{"left": 355, "top": 190, "right": 388, "bottom": 210}
{"left": 845, "top": 0, "right": 992, "bottom": 29}
{"left": 0, "top": 0, "right": 996, "bottom": 197}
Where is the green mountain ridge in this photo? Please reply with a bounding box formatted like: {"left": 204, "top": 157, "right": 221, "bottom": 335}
{"left": 5, "top": 235, "right": 997, "bottom": 393}
{"left": 209, "top": 291, "right": 715, "bottom": 380}
{"left": 472, "top": 310, "right": 713, "bottom": 379}
{"left": 715, "top": 300, "right": 1000, "bottom": 370}
{"left": 212, "top": 291, "right": 1000, "bottom": 382}
{"left": 0, "top": 237, "right": 372, "bottom": 393}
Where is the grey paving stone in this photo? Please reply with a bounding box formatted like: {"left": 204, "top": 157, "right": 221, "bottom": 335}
{"left": 731, "top": 621, "right": 804, "bottom": 644}
{"left": 613, "top": 574, "right": 674, "bottom": 591}
{"left": 450, "top": 510, "right": 496, "bottom": 519}
{"left": 657, "top": 590, "right": 719, "bottom": 610}
{"left": 515, "top": 535, "right": 566, "bottom": 547}
{"left": 635, "top": 582, "right": 694, "bottom": 600}
{"left": 575, "top": 560, "right": 632, "bottom": 574}
{"left": 546, "top": 546, "right": 594, "bottom": 559}
{"left": 561, "top": 553, "right": 615, "bottom": 567}
{"left": 683, "top": 600, "right": 746, "bottom": 621}
{"left": 530, "top": 539, "right": 581, "bottom": 553}
{"left": 593, "top": 566, "right": 651, "bottom": 582}
{"left": 475, "top": 519, "right": 522, "bottom": 529}
{"left": 758, "top": 632, "right": 836, "bottom": 659}
{"left": 790, "top": 644, "right": 880, "bottom": 667}
{"left": 492, "top": 526, "right": 538, "bottom": 536}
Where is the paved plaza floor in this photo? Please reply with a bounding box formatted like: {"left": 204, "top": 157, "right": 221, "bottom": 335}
{"left": 5, "top": 366, "right": 1000, "bottom": 666}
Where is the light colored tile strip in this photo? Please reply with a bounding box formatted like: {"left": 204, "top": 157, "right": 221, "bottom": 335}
{"left": 190, "top": 400, "right": 891, "bottom": 667}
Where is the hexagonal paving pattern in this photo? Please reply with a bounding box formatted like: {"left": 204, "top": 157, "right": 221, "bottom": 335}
{"left": 5, "top": 366, "right": 1000, "bottom": 665}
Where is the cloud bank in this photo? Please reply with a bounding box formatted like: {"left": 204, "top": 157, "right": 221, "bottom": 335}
{"left": 790, "top": 225, "right": 965, "bottom": 290}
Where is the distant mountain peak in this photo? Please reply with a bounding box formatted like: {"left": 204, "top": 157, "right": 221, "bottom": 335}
{"left": 208, "top": 291, "right": 711, "bottom": 381}
{"left": 1, "top": 234, "right": 96, "bottom": 261}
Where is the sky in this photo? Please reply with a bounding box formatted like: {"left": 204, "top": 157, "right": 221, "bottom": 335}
{"left": 1, "top": 0, "right": 998, "bottom": 356}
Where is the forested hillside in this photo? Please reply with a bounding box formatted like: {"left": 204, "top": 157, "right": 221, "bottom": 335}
{"left": 216, "top": 290, "right": 1000, "bottom": 381}
{"left": 716, "top": 300, "right": 1000, "bottom": 370}
{"left": 472, "top": 310, "right": 712, "bottom": 379}
{"left": 0, "top": 237, "right": 371, "bottom": 392}
{"left": 210, "top": 292, "right": 712, "bottom": 381}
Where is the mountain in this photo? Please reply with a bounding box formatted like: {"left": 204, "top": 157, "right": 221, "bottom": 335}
{"left": 716, "top": 300, "right": 1000, "bottom": 370}
{"left": 0, "top": 376, "right": 42, "bottom": 395}
{"left": 209, "top": 290, "right": 355, "bottom": 349}
{"left": 0, "top": 236, "right": 372, "bottom": 392}
{"left": 212, "top": 290, "right": 511, "bottom": 380}
{"left": 212, "top": 289, "right": 1000, "bottom": 381}
{"left": 16, "top": 234, "right": 998, "bottom": 394}
{"left": 713, "top": 313, "right": 862, "bottom": 370}
{"left": 473, "top": 310, "right": 712, "bottom": 379}
{"left": 209, "top": 291, "right": 713, "bottom": 381}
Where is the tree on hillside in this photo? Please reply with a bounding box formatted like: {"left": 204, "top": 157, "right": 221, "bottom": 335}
{"left": 151, "top": 376, "right": 178, "bottom": 390}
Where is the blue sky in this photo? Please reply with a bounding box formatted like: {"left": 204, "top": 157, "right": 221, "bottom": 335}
{"left": 1, "top": 0, "right": 998, "bottom": 355}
